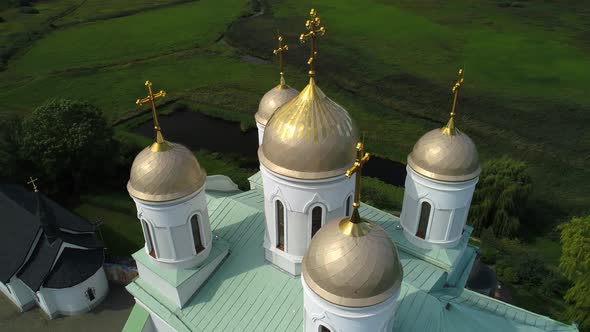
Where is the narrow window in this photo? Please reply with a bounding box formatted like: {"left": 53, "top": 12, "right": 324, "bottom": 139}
{"left": 191, "top": 215, "right": 204, "bottom": 253}
{"left": 311, "top": 206, "right": 322, "bottom": 238}
{"left": 319, "top": 325, "right": 331, "bottom": 332}
{"left": 276, "top": 200, "right": 285, "bottom": 251}
{"left": 85, "top": 288, "right": 96, "bottom": 301}
{"left": 416, "top": 202, "right": 431, "bottom": 239}
{"left": 345, "top": 196, "right": 352, "bottom": 216}
{"left": 142, "top": 220, "right": 156, "bottom": 258}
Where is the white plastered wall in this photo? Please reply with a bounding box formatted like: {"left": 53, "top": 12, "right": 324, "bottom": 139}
{"left": 131, "top": 185, "right": 213, "bottom": 269}
{"left": 0, "top": 277, "right": 35, "bottom": 311}
{"left": 260, "top": 165, "right": 354, "bottom": 275}
{"left": 400, "top": 166, "right": 478, "bottom": 249}
{"left": 302, "top": 279, "right": 400, "bottom": 332}
{"left": 36, "top": 267, "right": 108, "bottom": 318}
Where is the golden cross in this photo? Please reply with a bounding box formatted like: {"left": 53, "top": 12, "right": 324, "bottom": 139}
{"left": 27, "top": 177, "right": 39, "bottom": 193}
{"left": 273, "top": 34, "right": 289, "bottom": 86}
{"left": 450, "top": 68, "right": 464, "bottom": 119}
{"left": 136, "top": 81, "right": 167, "bottom": 145}
{"left": 299, "top": 8, "right": 326, "bottom": 77}
{"left": 345, "top": 142, "right": 370, "bottom": 224}
{"left": 443, "top": 68, "right": 464, "bottom": 135}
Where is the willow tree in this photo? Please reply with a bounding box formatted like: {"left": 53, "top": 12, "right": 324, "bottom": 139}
{"left": 468, "top": 157, "right": 532, "bottom": 238}
{"left": 559, "top": 215, "right": 590, "bottom": 330}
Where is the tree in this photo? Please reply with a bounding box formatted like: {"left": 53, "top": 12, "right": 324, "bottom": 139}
{"left": 559, "top": 215, "right": 590, "bottom": 330}
{"left": 468, "top": 157, "right": 532, "bottom": 238}
{"left": 0, "top": 113, "right": 27, "bottom": 181}
{"left": 21, "top": 99, "right": 115, "bottom": 194}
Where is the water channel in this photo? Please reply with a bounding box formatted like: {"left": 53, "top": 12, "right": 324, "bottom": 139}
{"left": 134, "top": 110, "right": 407, "bottom": 187}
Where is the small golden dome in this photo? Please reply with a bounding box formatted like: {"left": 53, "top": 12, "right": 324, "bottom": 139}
{"left": 255, "top": 83, "right": 299, "bottom": 126}
{"left": 302, "top": 216, "right": 403, "bottom": 308}
{"left": 407, "top": 126, "right": 480, "bottom": 182}
{"left": 127, "top": 141, "right": 206, "bottom": 202}
{"left": 259, "top": 78, "right": 359, "bottom": 179}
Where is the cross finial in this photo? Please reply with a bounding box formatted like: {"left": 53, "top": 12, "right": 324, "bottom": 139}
{"left": 299, "top": 8, "right": 326, "bottom": 78}
{"left": 443, "top": 68, "right": 464, "bottom": 135}
{"left": 345, "top": 142, "right": 370, "bottom": 224}
{"left": 136, "top": 81, "right": 169, "bottom": 150}
{"left": 27, "top": 177, "right": 39, "bottom": 193}
{"left": 273, "top": 33, "right": 289, "bottom": 87}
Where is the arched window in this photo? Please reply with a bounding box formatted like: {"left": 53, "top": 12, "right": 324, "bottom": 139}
{"left": 276, "top": 200, "right": 285, "bottom": 251}
{"left": 345, "top": 195, "right": 352, "bottom": 216}
{"left": 190, "top": 215, "right": 204, "bottom": 253}
{"left": 141, "top": 220, "right": 156, "bottom": 258}
{"left": 311, "top": 206, "right": 323, "bottom": 238}
{"left": 319, "top": 325, "right": 331, "bottom": 332}
{"left": 416, "top": 201, "right": 432, "bottom": 239}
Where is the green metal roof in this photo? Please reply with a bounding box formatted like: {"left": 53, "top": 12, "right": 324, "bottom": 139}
{"left": 132, "top": 238, "right": 230, "bottom": 287}
{"left": 125, "top": 182, "right": 577, "bottom": 332}
{"left": 122, "top": 304, "right": 150, "bottom": 332}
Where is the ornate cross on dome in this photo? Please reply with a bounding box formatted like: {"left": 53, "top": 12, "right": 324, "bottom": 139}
{"left": 273, "top": 34, "right": 289, "bottom": 87}
{"left": 345, "top": 142, "right": 370, "bottom": 224}
{"left": 27, "top": 177, "right": 39, "bottom": 193}
{"left": 299, "top": 8, "right": 326, "bottom": 77}
{"left": 136, "top": 81, "right": 169, "bottom": 151}
{"left": 443, "top": 68, "right": 464, "bottom": 136}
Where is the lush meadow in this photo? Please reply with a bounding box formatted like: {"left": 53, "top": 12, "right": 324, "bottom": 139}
{"left": 1, "top": 0, "right": 589, "bottom": 322}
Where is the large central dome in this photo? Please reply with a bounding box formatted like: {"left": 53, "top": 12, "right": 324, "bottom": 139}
{"left": 258, "top": 78, "right": 359, "bottom": 179}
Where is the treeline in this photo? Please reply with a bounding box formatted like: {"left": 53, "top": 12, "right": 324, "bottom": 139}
{"left": 0, "top": 99, "right": 141, "bottom": 199}
{"left": 466, "top": 154, "right": 589, "bottom": 329}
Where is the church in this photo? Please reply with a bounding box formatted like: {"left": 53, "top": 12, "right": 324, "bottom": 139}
{"left": 0, "top": 181, "right": 108, "bottom": 318}
{"left": 122, "top": 9, "right": 577, "bottom": 332}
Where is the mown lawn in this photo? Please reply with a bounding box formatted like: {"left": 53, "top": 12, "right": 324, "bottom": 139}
{"left": 74, "top": 200, "right": 143, "bottom": 257}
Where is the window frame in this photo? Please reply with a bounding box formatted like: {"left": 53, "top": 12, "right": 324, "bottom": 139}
{"left": 345, "top": 194, "right": 352, "bottom": 217}
{"left": 141, "top": 219, "right": 157, "bottom": 258}
{"left": 275, "top": 199, "right": 286, "bottom": 251}
{"left": 310, "top": 204, "right": 325, "bottom": 239}
{"left": 415, "top": 200, "right": 434, "bottom": 239}
{"left": 189, "top": 213, "right": 205, "bottom": 254}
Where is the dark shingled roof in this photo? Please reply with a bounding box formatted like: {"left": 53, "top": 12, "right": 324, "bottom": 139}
{"left": 60, "top": 231, "right": 104, "bottom": 249}
{"left": 0, "top": 191, "right": 41, "bottom": 283}
{"left": 0, "top": 185, "right": 95, "bottom": 233}
{"left": 0, "top": 185, "right": 104, "bottom": 291}
{"left": 44, "top": 248, "right": 104, "bottom": 289}
{"left": 17, "top": 238, "right": 63, "bottom": 291}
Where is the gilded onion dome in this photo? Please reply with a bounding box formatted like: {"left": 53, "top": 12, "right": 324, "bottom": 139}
{"left": 258, "top": 77, "right": 359, "bottom": 179}
{"left": 255, "top": 79, "right": 299, "bottom": 126}
{"left": 127, "top": 140, "right": 206, "bottom": 202}
{"left": 407, "top": 126, "right": 480, "bottom": 182}
{"left": 407, "top": 69, "right": 480, "bottom": 182}
{"left": 127, "top": 81, "right": 206, "bottom": 202}
{"left": 302, "top": 215, "right": 403, "bottom": 308}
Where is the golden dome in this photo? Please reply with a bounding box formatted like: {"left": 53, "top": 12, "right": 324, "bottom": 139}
{"left": 302, "top": 215, "right": 403, "bottom": 308}
{"left": 255, "top": 81, "right": 299, "bottom": 126}
{"left": 407, "top": 123, "right": 480, "bottom": 182}
{"left": 127, "top": 140, "right": 206, "bottom": 202}
{"left": 258, "top": 78, "right": 359, "bottom": 179}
